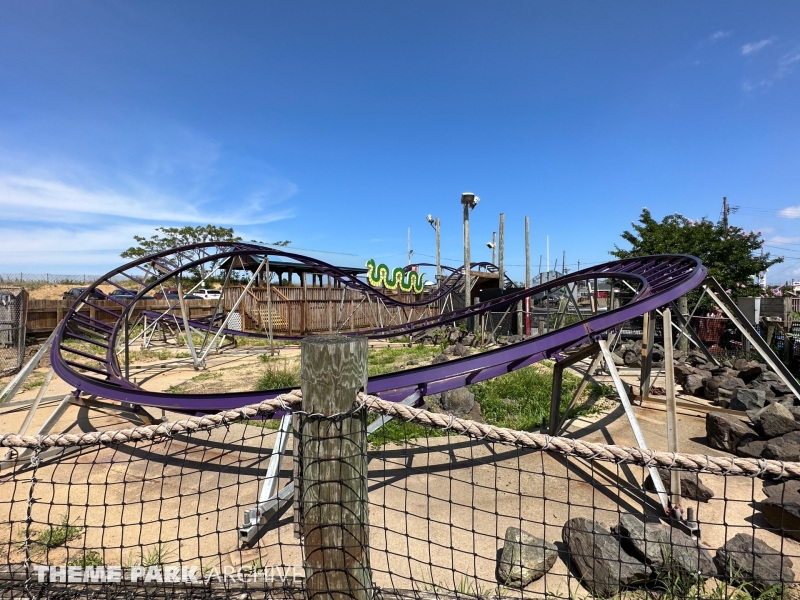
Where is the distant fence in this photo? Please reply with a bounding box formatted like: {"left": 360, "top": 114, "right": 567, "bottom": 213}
{"left": 0, "top": 274, "right": 128, "bottom": 285}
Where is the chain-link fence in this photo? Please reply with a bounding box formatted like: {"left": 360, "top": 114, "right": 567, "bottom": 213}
{"left": 0, "top": 287, "right": 26, "bottom": 377}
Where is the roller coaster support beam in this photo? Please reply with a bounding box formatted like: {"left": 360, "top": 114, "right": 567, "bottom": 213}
{"left": 548, "top": 342, "right": 600, "bottom": 436}
{"left": 599, "top": 340, "right": 670, "bottom": 513}
{"left": 200, "top": 256, "right": 267, "bottom": 362}
{"left": 667, "top": 302, "right": 719, "bottom": 367}
{"left": 239, "top": 390, "right": 422, "bottom": 546}
{"left": 662, "top": 308, "right": 683, "bottom": 517}
{"left": 704, "top": 277, "right": 800, "bottom": 401}
{"left": 177, "top": 280, "right": 201, "bottom": 369}
{"left": 639, "top": 311, "right": 656, "bottom": 401}
{"left": 0, "top": 328, "right": 58, "bottom": 406}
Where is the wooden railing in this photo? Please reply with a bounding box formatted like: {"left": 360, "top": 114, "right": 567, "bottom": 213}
{"left": 23, "top": 287, "right": 436, "bottom": 337}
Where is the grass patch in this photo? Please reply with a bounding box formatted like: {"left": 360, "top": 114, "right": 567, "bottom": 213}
{"left": 21, "top": 371, "right": 46, "bottom": 391}
{"left": 255, "top": 365, "right": 300, "bottom": 390}
{"left": 33, "top": 514, "right": 83, "bottom": 550}
{"left": 367, "top": 345, "right": 442, "bottom": 376}
{"left": 68, "top": 550, "right": 103, "bottom": 567}
{"left": 470, "top": 362, "right": 603, "bottom": 431}
{"left": 367, "top": 417, "right": 445, "bottom": 449}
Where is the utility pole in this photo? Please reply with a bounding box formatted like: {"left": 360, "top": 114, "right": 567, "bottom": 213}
{"left": 435, "top": 218, "right": 440, "bottom": 282}
{"left": 461, "top": 193, "right": 480, "bottom": 329}
{"left": 407, "top": 228, "right": 412, "bottom": 265}
{"left": 524, "top": 217, "right": 530, "bottom": 288}
{"left": 722, "top": 197, "right": 729, "bottom": 231}
{"left": 491, "top": 232, "right": 497, "bottom": 265}
{"left": 498, "top": 213, "right": 505, "bottom": 289}
{"left": 562, "top": 250, "right": 566, "bottom": 275}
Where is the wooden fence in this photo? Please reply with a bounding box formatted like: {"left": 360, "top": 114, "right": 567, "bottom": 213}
{"left": 24, "top": 286, "right": 437, "bottom": 337}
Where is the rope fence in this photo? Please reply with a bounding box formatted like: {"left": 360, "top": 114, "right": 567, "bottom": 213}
{"left": 0, "top": 388, "right": 799, "bottom": 599}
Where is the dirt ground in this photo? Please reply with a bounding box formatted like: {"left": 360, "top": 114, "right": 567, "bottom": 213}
{"left": 22, "top": 283, "right": 119, "bottom": 300}
{"left": 0, "top": 348, "right": 797, "bottom": 597}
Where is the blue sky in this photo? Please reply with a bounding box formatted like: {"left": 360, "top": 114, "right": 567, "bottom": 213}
{"left": 1, "top": 2, "right": 799, "bottom": 283}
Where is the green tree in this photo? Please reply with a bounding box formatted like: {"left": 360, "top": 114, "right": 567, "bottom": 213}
{"left": 610, "top": 209, "right": 782, "bottom": 299}
{"left": 121, "top": 225, "right": 243, "bottom": 281}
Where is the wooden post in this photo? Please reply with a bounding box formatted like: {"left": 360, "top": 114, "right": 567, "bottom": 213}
{"left": 299, "top": 335, "right": 371, "bottom": 600}
{"left": 639, "top": 311, "right": 655, "bottom": 400}
{"left": 676, "top": 296, "right": 689, "bottom": 354}
{"left": 302, "top": 272, "right": 308, "bottom": 335}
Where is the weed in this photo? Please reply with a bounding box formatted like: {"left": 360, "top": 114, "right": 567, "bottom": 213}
{"left": 141, "top": 543, "right": 175, "bottom": 567}
{"left": 255, "top": 366, "right": 300, "bottom": 390}
{"left": 33, "top": 514, "right": 83, "bottom": 550}
{"left": 68, "top": 550, "right": 103, "bottom": 567}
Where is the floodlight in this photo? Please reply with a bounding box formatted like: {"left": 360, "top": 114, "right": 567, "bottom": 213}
{"left": 426, "top": 214, "right": 434, "bottom": 224}
{"left": 486, "top": 242, "right": 495, "bottom": 249}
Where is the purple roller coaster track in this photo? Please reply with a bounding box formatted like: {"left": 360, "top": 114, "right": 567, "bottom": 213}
{"left": 49, "top": 242, "right": 707, "bottom": 413}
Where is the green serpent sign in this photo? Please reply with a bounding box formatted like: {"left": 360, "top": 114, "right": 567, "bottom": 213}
{"left": 366, "top": 259, "right": 426, "bottom": 293}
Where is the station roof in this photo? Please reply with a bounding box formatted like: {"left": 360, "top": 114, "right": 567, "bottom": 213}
{"left": 221, "top": 245, "right": 368, "bottom": 275}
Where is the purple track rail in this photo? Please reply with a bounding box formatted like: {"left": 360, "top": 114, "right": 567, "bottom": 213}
{"left": 50, "top": 243, "right": 706, "bottom": 414}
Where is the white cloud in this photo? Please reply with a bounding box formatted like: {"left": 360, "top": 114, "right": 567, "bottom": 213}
{"left": 710, "top": 31, "right": 731, "bottom": 42}
{"left": 741, "top": 39, "right": 773, "bottom": 55}
{"left": 0, "top": 173, "right": 295, "bottom": 226}
{"left": 768, "top": 235, "right": 800, "bottom": 243}
{"left": 779, "top": 205, "right": 800, "bottom": 218}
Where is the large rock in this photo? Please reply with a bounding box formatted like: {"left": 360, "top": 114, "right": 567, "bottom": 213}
{"left": 706, "top": 412, "right": 758, "bottom": 454}
{"left": 762, "top": 481, "right": 800, "bottom": 542}
{"left": 730, "top": 388, "right": 768, "bottom": 412}
{"left": 643, "top": 468, "right": 714, "bottom": 502}
{"left": 762, "top": 431, "right": 800, "bottom": 462}
{"left": 736, "top": 439, "right": 769, "bottom": 458}
{"left": 738, "top": 364, "right": 766, "bottom": 384}
{"left": 431, "top": 353, "right": 449, "bottom": 364}
{"left": 613, "top": 514, "right": 715, "bottom": 577}
{"left": 497, "top": 527, "right": 558, "bottom": 588}
{"left": 683, "top": 374, "right": 706, "bottom": 397}
{"left": 440, "top": 387, "right": 475, "bottom": 415}
{"left": 705, "top": 376, "right": 746, "bottom": 401}
{"left": 714, "top": 533, "right": 794, "bottom": 592}
{"left": 750, "top": 402, "right": 796, "bottom": 438}
{"left": 562, "top": 517, "right": 649, "bottom": 596}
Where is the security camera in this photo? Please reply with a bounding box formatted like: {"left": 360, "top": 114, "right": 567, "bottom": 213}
{"left": 486, "top": 242, "right": 495, "bottom": 249}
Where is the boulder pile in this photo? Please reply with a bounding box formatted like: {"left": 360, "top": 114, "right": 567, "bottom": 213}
{"left": 610, "top": 340, "right": 666, "bottom": 368}
{"left": 553, "top": 516, "right": 793, "bottom": 596}
{"left": 706, "top": 407, "right": 800, "bottom": 462}
{"left": 675, "top": 353, "right": 794, "bottom": 408}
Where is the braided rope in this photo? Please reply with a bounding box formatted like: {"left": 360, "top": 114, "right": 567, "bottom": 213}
{"left": 1, "top": 388, "right": 798, "bottom": 480}
{"left": 0, "top": 390, "right": 303, "bottom": 451}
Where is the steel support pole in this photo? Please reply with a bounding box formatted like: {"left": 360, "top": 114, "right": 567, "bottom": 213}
{"left": 598, "top": 340, "right": 670, "bottom": 513}
{"left": 662, "top": 308, "right": 681, "bottom": 512}
{"left": 200, "top": 256, "right": 267, "bottom": 362}
{"left": 498, "top": 212, "right": 505, "bottom": 288}
{"left": 435, "top": 217, "right": 441, "bottom": 283}
{"left": 0, "top": 328, "right": 58, "bottom": 405}
{"left": 704, "top": 278, "right": 800, "bottom": 400}
{"left": 177, "top": 279, "right": 200, "bottom": 369}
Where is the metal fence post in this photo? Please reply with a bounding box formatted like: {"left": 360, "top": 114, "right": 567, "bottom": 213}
{"left": 299, "top": 334, "right": 371, "bottom": 600}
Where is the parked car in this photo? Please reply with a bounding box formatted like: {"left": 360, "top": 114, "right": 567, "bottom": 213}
{"left": 107, "top": 289, "right": 155, "bottom": 301}
{"left": 154, "top": 290, "right": 202, "bottom": 301}
{"left": 194, "top": 289, "right": 222, "bottom": 300}
{"left": 62, "top": 288, "right": 103, "bottom": 301}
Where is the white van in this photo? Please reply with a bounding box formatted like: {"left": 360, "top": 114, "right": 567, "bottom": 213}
{"left": 195, "top": 289, "right": 222, "bottom": 300}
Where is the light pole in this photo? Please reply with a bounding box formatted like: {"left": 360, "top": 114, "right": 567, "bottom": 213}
{"left": 486, "top": 233, "right": 496, "bottom": 265}
{"left": 461, "top": 192, "right": 480, "bottom": 327}
{"left": 426, "top": 214, "right": 441, "bottom": 283}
